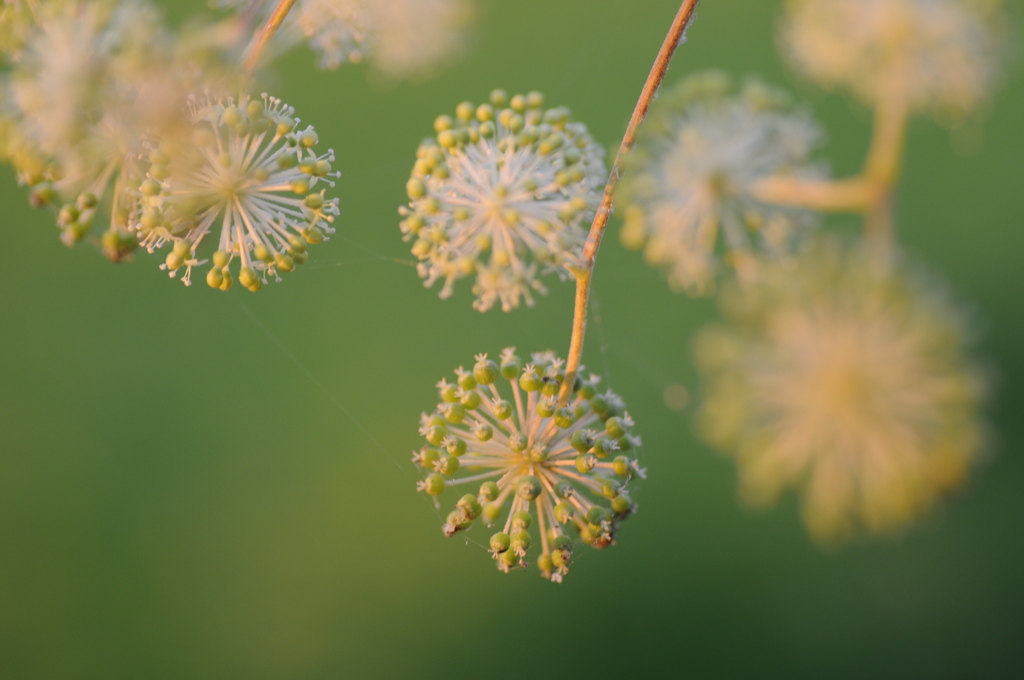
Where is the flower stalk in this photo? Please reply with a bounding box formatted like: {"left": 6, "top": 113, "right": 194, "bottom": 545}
{"left": 559, "top": 0, "right": 703, "bottom": 405}
{"left": 751, "top": 78, "right": 911, "bottom": 254}
{"left": 242, "top": 0, "right": 299, "bottom": 73}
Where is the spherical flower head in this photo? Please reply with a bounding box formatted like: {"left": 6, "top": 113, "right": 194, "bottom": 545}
{"left": 414, "top": 348, "right": 645, "bottom": 581}
{"left": 401, "top": 90, "right": 607, "bottom": 312}
{"left": 134, "top": 93, "right": 340, "bottom": 290}
{"left": 619, "top": 71, "right": 825, "bottom": 296}
{"left": 694, "top": 239, "right": 987, "bottom": 543}
{"left": 779, "top": 0, "right": 1008, "bottom": 119}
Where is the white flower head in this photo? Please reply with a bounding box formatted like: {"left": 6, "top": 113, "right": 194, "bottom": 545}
{"left": 779, "top": 0, "right": 1008, "bottom": 118}
{"left": 619, "top": 71, "right": 826, "bottom": 295}
{"left": 695, "top": 239, "right": 987, "bottom": 543}
{"left": 1, "top": 0, "right": 216, "bottom": 258}
{"left": 215, "top": 0, "right": 471, "bottom": 79}
{"left": 415, "top": 349, "right": 644, "bottom": 582}
{"left": 134, "top": 93, "right": 340, "bottom": 291}
{"left": 401, "top": 90, "right": 606, "bottom": 312}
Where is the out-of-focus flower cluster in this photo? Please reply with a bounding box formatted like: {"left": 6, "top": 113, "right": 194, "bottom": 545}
{"left": 619, "top": 71, "right": 825, "bottom": 295}
{"left": 694, "top": 240, "right": 986, "bottom": 542}
{"left": 0, "top": 0, "right": 339, "bottom": 289}
{"left": 780, "top": 0, "right": 1008, "bottom": 119}
{"left": 400, "top": 90, "right": 606, "bottom": 312}
{"left": 414, "top": 349, "right": 644, "bottom": 581}
{"left": 213, "top": 0, "right": 472, "bottom": 79}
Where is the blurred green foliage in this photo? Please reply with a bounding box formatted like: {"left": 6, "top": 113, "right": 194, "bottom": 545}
{"left": 1, "top": 1, "right": 1022, "bottom": 678}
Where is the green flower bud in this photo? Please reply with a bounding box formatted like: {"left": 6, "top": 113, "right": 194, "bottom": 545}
{"left": 606, "top": 417, "right": 626, "bottom": 439}
{"left": 446, "top": 437, "right": 467, "bottom": 457}
{"left": 490, "top": 532, "right": 511, "bottom": 554}
{"left": 593, "top": 438, "right": 616, "bottom": 458}
{"left": 500, "top": 355, "right": 521, "bottom": 379}
{"left": 474, "top": 423, "right": 493, "bottom": 441}
{"left": 423, "top": 474, "right": 445, "bottom": 496}
{"left": 510, "top": 530, "right": 531, "bottom": 554}
{"left": 440, "top": 382, "right": 460, "bottom": 402}
{"left": 508, "top": 432, "right": 527, "bottom": 453}
{"left": 612, "top": 494, "right": 633, "bottom": 516}
{"left": 499, "top": 547, "right": 519, "bottom": 568}
{"left": 437, "top": 454, "right": 460, "bottom": 475}
{"left": 601, "top": 479, "right": 621, "bottom": 499}
{"left": 444, "top": 403, "right": 467, "bottom": 424}
{"left": 554, "top": 408, "right": 575, "bottom": 429}
{"left": 458, "top": 494, "right": 483, "bottom": 520}
{"left": 516, "top": 475, "right": 542, "bottom": 500}
{"left": 554, "top": 502, "right": 573, "bottom": 524}
{"left": 493, "top": 400, "right": 513, "bottom": 420}
{"left": 511, "top": 510, "right": 533, "bottom": 530}
{"left": 460, "top": 391, "right": 481, "bottom": 410}
{"left": 483, "top": 502, "right": 502, "bottom": 524}
{"left": 586, "top": 506, "right": 610, "bottom": 526}
{"left": 416, "top": 447, "right": 440, "bottom": 469}
{"left": 444, "top": 510, "right": 469, "bottom": 536}
{"left": 575, "top": 453, "right": 597, "bottom": 473}
{"left": 474, "top": 356, "right": 499, "bottom": 384}
{"left": 479, "top": 481, "right": 500, "bottom": 502}
{"left": 613, "top": 455, "right": 632, "bottom": 477}
{"left": 571, "top": 429, "right": 595, "bottom": 453}
{"left": 519, "top": 367, "right": 543, "bottom": 392}
{"left": 425, "top": 425, "right": 447, "bottom": 446}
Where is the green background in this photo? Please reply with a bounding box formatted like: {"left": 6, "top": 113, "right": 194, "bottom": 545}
{"left": 2, "top": 0, "right": 1023, "bottom": 677}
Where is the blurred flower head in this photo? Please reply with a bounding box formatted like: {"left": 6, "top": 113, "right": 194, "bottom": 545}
{"left": 216, "top": 0, "right": 472, "bottom": 79}
{"left": 401, "top": 90, "right": 606, "bottom": 312}
{"left": 779, "top": 0, "right": 1008, "bottom": 119}
{"left": 695, "top": 239, "right": 987, "bottom": 543}
{"left": 414, "top": 349, "right": 644, "bottom": 581}
{"left": 0, "top": 0, "right": 241, "bottom": 258}
{"left": 619, "top": 71, "right": 825, "bottom": 296}
{"left": 134, "top": 92, "right": 339, "bottom": 290}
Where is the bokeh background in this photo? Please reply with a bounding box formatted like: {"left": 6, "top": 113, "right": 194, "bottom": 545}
{"left": 2, "top": 0, "right": 1023, "bottom": 677}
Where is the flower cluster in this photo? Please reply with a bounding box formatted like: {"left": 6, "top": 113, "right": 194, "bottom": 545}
{"left": 694, "top": 239, "right": 986, "bottom": 542}
{"left": 134, "top": 93, "right": 339, "bottom": 290}
{"left": 618, "top": 71, "right": 825, "bottom": 295}
{"left": 1, "top": 0, "right": 172, "bottom": 252}
{"left": 779, "top": 0, "right": 1007, "bottom": 118}
{"left": 400, "top": 90, "right": 606, "bottom": 312}
{"left": 414, "top": 349, "right": 644, "bottom": 582}
{"left": 216, "top": 0, "right": 472, "bottom": 79}
{"left": 0, "top": 1, "right": 339, "bottom": 287}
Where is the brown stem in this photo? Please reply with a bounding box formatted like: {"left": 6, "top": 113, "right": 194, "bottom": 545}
{"left": 559, "top": 0, "right": 702, "bottom": 404}
{"left": 241, "top": 0, "right": 298, "bottom": 74}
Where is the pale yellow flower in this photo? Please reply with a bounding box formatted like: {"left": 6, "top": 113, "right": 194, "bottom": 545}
{"left": 779, "top": 0, "right": 1007, "bottom": 118}
{"left": 695, "top": 240, "right": 986, "bottom": 542}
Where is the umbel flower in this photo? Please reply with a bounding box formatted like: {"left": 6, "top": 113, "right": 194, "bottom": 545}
{"left": 215, "top": 0, "right": 471, "bottom": 79}
{"left": 779, "top": 0, "right": 1007, "bottom": 118}
{"left": 400, "top": 90, "right": 606, "bottom": 312}
{"left": 618, "top": 71, "right": 825, "bottom": 296}
{"left": 134, "top": 92, "right": 339, "bottom": 290}
{"left": 0, "top": 0, "right": 233, "bottom": 259}
{"left": 694, "top": 239, "right": 986, "bottom": 542}
{"left": 414, "top": 349, "right": 644, "bottom": 582}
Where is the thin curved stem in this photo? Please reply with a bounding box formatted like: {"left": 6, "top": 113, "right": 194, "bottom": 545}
{"left": 242, "top": 0, "right": 298, "bottom": 74}
{"left": 559, "top": 0, "right": 702, "bottom": 404}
